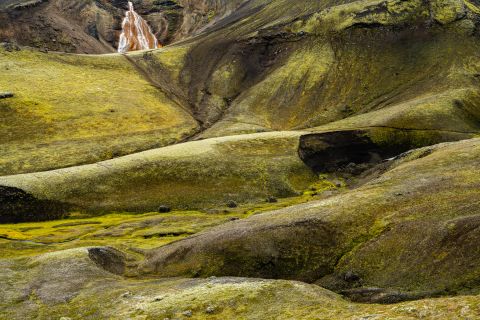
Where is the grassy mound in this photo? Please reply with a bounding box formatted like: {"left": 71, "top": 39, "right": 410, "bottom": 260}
{"left": 0, "top": 131, "right": 320, "bottom": 213}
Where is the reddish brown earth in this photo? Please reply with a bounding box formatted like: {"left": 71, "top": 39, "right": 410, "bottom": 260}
{"left": 0, "top": 0, "right": 247, "bottom": 53}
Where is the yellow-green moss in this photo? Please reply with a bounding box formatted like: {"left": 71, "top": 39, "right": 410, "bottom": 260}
{"left": 0, "top": 48, "right": 198, "bottom": 175}
{"left": 431, "top": 0, "right": 466, "bottom": 24}
{"left": 0, "top": 211, "right": 242, "bottom": 259}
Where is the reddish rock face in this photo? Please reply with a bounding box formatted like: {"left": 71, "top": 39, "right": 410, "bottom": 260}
{"left": 118, "top": 1, "right": 159, "bottom": 52}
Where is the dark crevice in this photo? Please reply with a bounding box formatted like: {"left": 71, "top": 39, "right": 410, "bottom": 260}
{"left": 0, "top": 185, "right": 71, "bottom": 223}
{"left": 298, "top": 127, "right": 477, "bottom": 175}
{"left": 340, "top": 287, "right": 442, "bottom": 304}
{"left": 298, "top": 130, "right": 400, "bottom": 174}
{"left": 88, "top": 247, "right": 126, "bottom": 275}
{"left": 143, "top": 231, "right": 195, "bottom": 239}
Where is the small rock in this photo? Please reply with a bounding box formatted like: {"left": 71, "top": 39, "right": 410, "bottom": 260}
{"left": 226, "top": 200, "right": 237, "bottom": 208}
{"left": 158, "top": 205, "right": 171, "bottom": 213}
{"left": 1, "top": 42, "right": 20, "bottom": 52}
{"left": 182, "top": 310, "right": 193, "bottom": 317}
{"left": 0, "top": 92, "right": 14, "bottom": 99}
{"left": 205, "top": 305, "right": 216, "bottom": 314}
{"left": 460, "top": 306, "right": 471, "bottom": 315}
{"left": 355, "top": 315, "right": 382, "bottom": 320}
{"left": 120, "top": 291, "right": 132, "bottom": 298}
{"left": 344, "top": 271, "right": 360, "bottom": 282}
{"left": 266, "top": 196, "right": 278, "bottom": 203}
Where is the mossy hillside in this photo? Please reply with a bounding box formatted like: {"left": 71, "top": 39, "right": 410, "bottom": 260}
{"left": 127, "top": 44, "right": 191, "bottom": 84}
{"left": 140, "top": 138, "right": 480, "bottom": 296}
{"left": 201, "top": 40, "right": 335, "bottom": 137}
{"left": 152, "top": 0, "right": 480, "bottom": 139}
{"left": 307, "top": 88, "right": 480, "bottom": 134}
{"left": 328, "top": 139, "right": 480, "bottom": 295}
{"left": 0, "top": 131, "right": 318, "bottom": 213}
{"left": 125, "top": 44, "right": 195, "bottom": 117}
{"left": 2, "top": 247, "right": 480, "bottom": 319}
{"left": 0, "top": 48, "right": 198, "bottom": 175}
{"left": 181, "top": 0, "right": 479, "bottom": 139}
{"left": 208, "top": 26, "right": 480, "bottom": 137}
{"left": 298, "top": 0, "right": 468, "bottom": 33}
{"left": 143, "top": 0, "right": 361, "bottom": 136}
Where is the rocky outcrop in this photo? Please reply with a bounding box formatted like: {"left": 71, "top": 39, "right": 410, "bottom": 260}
{"left": 0, "top": 0, "right": 248, "bottom": 53}
{"left": 0, "top": 186, "right": 69, "bottom": 223}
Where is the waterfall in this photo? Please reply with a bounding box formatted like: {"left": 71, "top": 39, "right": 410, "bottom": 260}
{"left": 118, "top": 2, "right": 160, "bottom": 53}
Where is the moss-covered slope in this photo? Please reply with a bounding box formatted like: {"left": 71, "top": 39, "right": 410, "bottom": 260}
{"left": 2, "top": 247, "right": 480, "bottom": 319}
{"left": 3, "top": 0, "right": 480, "bottom": 177}
{"left": 0, "top": 47, "right": 198, "bottom": 175}
{"left": 0, "top": 131, "right": 317, "bottom": 212}
{"left": 131, "top": 0, "right": 480, "bottom": 139}
{"left": 140, "top": 137, "right": 480, "bottom": 299}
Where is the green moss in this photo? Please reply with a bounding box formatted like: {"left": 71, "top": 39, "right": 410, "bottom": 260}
{"left": 3, "top": 258, "right": 480, "bottom": 320}
{"left": 207, "top": 10, "right": 216, "bottom": 21}
{"left": 0, "top": 210, "right": 244, "bottom": 259}
{"left": 301, "top": 0, "right": 428, "bottom": 34}
{"left": 0, "top": 172, "right": 343, "bottom": 259}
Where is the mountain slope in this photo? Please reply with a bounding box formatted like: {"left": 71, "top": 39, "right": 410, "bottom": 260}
{"left": 2, "top": 0, "right": 480, "bottom": 176}
{"left": 0, "top": 47, "right": 198, "bottom": 175}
